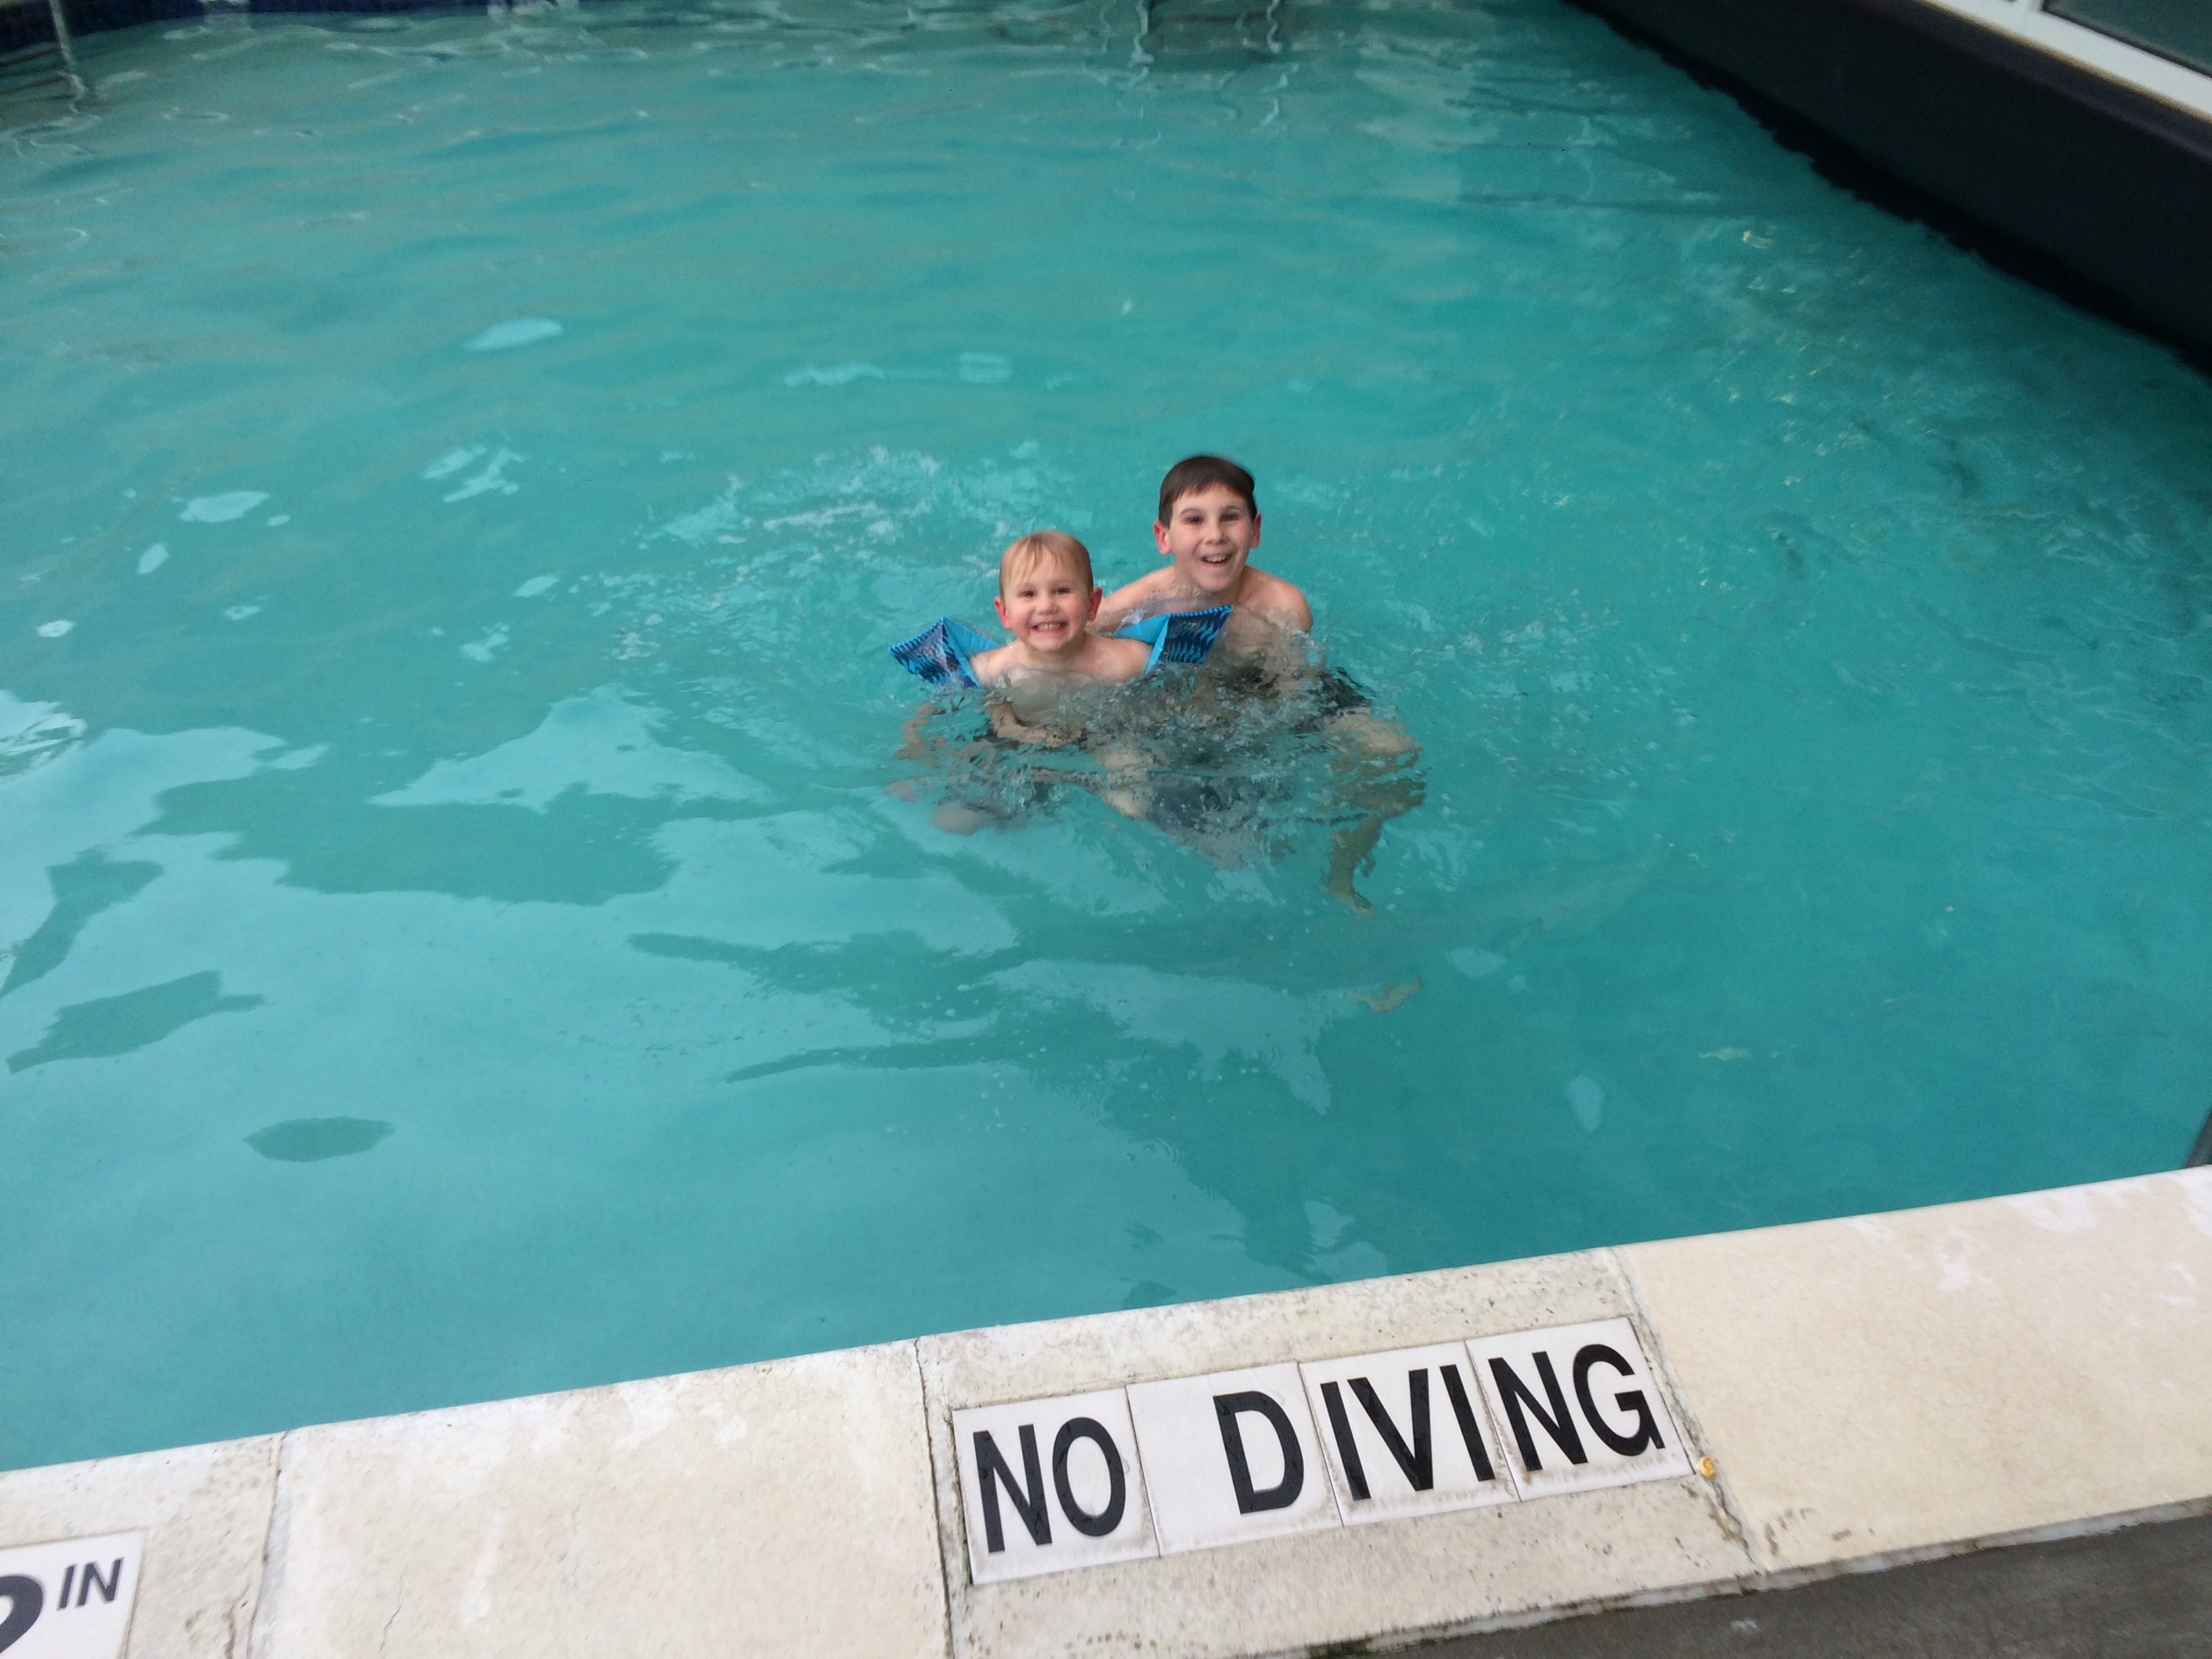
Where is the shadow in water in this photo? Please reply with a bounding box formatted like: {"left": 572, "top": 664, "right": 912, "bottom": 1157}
{"left": 246, "top": 1117, "right": 395, "bottom": 1163}
{"left": 1, "top": 851, "right": 161, "bottom": 999}
{"left": 7, "top": 970, "right": 263, "bottom": 1073}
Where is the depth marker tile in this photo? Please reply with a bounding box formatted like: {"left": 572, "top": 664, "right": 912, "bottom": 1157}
{"left": 0, "top": 1532, "right": 145, "bottom": 1659}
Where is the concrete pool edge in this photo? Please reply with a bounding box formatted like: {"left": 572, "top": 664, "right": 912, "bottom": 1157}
{"left": 0, "top": 1167, "right": 2204, "bottom": 1658}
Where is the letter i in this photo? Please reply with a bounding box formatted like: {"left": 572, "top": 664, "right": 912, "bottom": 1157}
{"left": 60, "top": 1565, "right": 75, "bottom": 1609}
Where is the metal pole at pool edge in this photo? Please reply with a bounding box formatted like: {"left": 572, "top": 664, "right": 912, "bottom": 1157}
{"left": 45, "top": 0, "right": 86, "bottom": 98}
{"left": 2188, "top": 1102, "right": 2212, "bottom": 1168}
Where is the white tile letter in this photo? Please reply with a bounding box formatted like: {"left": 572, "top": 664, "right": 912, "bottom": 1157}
{"left": 952, "top": 1389, "right": 1155, "bottom": 1583}
{"left": 1300, "top": 1344, "right": 1517, "bottom": 1523}
{"left": 1467, "top": 1317, "right": 1692, "bottom": 1498}
{"left": 1126, "top": 1363, "right": 1340, "bottom": 1553}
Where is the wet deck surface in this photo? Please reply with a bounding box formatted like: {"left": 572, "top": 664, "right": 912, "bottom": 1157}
{"left": 1422, "top": 1512, "right": 2212, "bottom": 1658}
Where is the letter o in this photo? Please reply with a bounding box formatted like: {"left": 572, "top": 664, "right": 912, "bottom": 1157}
{"left": 1051, "top": 1417, "right": 1128, "bottom": 1538}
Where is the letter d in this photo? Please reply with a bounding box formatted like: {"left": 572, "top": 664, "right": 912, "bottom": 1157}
{"left": 1213, "top": 1391, "right": 1305, "bottom": 1514}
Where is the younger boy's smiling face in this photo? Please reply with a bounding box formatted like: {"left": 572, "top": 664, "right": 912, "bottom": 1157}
{"left": 1155, "top": 483, "right": 1261, "bottom": 597}
{"left": 994, "top": 557, "right": 1101, "bottom": 657}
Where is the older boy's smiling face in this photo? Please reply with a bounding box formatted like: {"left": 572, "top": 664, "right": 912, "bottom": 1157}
{"left": 1155, "top": 483, "right": 1261, "bottom": 597}
{"left": 994, "top": 558, "right": 1100, "bottom": 657}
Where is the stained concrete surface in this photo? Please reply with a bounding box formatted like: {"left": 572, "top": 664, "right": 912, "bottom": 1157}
{"left": 1420, "top": 1511, "right": 2212, "bottom": 1658}
{"left": 1623, "top": 1172, "right": 2212, "bottom": 1572}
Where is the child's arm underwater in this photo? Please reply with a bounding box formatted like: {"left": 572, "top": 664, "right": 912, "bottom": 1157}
{"left": 985, "top": 697, "right": 1079, "bottom": 748}
{"left": 897, "top": 702, "right": 951, "bottom": 761}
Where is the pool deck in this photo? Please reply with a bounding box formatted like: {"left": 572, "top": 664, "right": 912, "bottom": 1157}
{"left": 1422, "top": 1511, "right": 2212, "bottom": 1655}
{"left": 3, "top": 1165, "right": 2209, "bottom": 1657}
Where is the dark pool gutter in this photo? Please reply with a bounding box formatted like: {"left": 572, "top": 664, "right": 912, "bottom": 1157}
{"left": 1575, "top": 0, "right": 2212, "bottom": 356}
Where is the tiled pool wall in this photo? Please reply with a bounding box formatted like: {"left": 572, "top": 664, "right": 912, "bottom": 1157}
{"left": 3, "top": 1167, "right": 2209, "bottom": 1658}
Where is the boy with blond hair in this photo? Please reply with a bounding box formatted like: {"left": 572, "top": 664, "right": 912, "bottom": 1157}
{"left": 901, "top": 531, "right": 1151, "bottom": 833}
{"left": 970, "top": 531, "right": 1151, "bottom": 729}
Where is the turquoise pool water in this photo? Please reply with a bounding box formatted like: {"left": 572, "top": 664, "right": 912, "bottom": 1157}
{"left": 4, "top": 0, "right": 2211, "bottom": 1470}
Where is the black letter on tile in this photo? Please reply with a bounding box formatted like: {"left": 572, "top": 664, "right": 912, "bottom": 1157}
{"left": 1319, "top": 1380, "right": 1370, "bottom": 1500}
{"left": 1214, "top": 1391, "right": 1305, "bottom": 1513}
{"left": 1052, "top": 1417, "right": 1127, "bottom": 1538}
{"left": 1574, "top": 1344, "right": 1664, "bottom": 1456}
{"left": 1351, "top": 1370, "right": 1434, "bottom": 1492}
{"left": 77, "top": 1561, "right": 121, "bottom": 1609}
{"left": 974, "top": 1425, "right": 1051, "bottom": 1552}
{"left": 58, "top": 1568, "right": 75, "bottom": 1616}
{"left": 1489, "top": 1352, "right": 1586, "bottom": 1470}
{"left": 1439, "top": 1364, "right": 1497, "bottom": 1481}
{"left": 0, "top": 1576, "right": 43, "bottom": 1654}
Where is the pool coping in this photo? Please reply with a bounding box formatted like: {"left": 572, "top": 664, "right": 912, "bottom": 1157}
{"left": 3, "top": 1165, "right": 2209, "bottom": 1657}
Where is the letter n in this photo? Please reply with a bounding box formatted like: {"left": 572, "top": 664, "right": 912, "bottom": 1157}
{"left": 973, "top": 1426, "right": 1051, "bottom": 1553}
{"left": 79, "top": 1559, "right": 123, "bottom": 1607}
{"left": 1488, "top": 1351, "right": 1586, "bottom": 1471}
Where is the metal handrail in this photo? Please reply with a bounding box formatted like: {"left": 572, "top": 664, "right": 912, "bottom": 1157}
{"left": 1, "top": 0, "right": 83, "bottom": 98}
{"left": 45, "top": 0, "right": 85, "bottom": 96}
{"left": 2188, "top": 1103, "right": 2212, "bottom": 1168}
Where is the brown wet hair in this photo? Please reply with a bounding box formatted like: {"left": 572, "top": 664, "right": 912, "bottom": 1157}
{"left": 1156, "top": 455, "right": 1257, "bottom": 524}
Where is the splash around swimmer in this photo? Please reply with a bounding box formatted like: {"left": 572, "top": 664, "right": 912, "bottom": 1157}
{"left": 890, "top": 455, "right": 1423, "bottom": 916}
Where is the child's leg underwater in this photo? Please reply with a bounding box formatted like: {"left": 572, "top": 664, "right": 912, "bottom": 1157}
{"left": 1082, "top": 741, "right": 1155, "bottom": 823}
{"left": 1320, "top": 710, "right": 1424, "bottom": 916}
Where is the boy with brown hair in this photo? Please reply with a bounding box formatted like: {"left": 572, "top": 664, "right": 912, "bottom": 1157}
{"left": 1096, "top": 455, "right": 1311, "bottom": 663}
{"left": 1099, "top": 454, "right": 1424, "bottom": 915}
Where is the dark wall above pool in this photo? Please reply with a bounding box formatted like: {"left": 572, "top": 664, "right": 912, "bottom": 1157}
{"left": 1578, "top": 0, "right": 2212, "bottom": 359}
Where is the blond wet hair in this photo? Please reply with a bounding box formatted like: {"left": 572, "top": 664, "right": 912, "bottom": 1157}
{"left": 999, "top": 530, "right": 1094, "bottom": 594}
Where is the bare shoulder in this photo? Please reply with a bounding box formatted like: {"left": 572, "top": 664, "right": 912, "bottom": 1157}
{"left": 1097, "top": 566, "right": 1176, "bottom": 627}
{"left": 1088, "top": 634, "right": 1154, "bottom": 682}
{"left": 968, "top": 642, "right": 1015, "bottom": 684}
{"left": 1241, "top": 567, "right": 1313, "bottom": 632}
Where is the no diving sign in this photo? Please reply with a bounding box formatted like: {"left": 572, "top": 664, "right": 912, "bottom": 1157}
{"left": 0, "top": 1534, "right": 144, "bottom": 1659}
{"left": 953, "top": 1318, "right": 1690, "bottom": 1583}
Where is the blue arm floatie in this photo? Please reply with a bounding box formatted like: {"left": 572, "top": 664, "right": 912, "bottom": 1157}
{"left": 1114, "top": 605, "right": 1231, "bottom": 667}
{"left": 888, "top": 617, "right": 999, "bottom": 689}
{"left": 890, "top": 605, "right": 1230, "bottom": 687}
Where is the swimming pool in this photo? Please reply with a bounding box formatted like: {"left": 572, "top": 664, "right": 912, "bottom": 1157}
{"left": 3, "top": 0, "right": 2209, "bottom": 1471}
